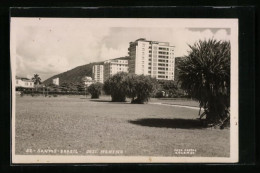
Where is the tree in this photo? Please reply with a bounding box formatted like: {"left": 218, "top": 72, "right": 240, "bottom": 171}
{"left": 125, "top": 74, "right": 158, "bottom": 104}
{"left": 76, "top": 82, "right": 86, "bottom": 93}
{"left": 103, "top": 72, "right": 128, "bottom": 102}
{"left": 31, "top": 74, "right": 41, "bottom": 91}
{"left": 104, "top": 72, "right": 158, "bottom": 103}
{"left": 60, "top": 82, "right": 70, "bottom": 92}
{"left": 158, "top": 80, "right": 178, "bottom": 98}
{"left": 87, "top": 82, "right": 103, "bottom": 99}
{"left": 47, "top": 83, "right": 60, "bottom": 92}
{"left": 178, "top": 39, "right": 230, "bottom": 127}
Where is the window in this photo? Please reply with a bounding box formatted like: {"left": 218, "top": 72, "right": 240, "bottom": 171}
{"left": 158, "top": 75, "right": 165, "bottom": 78}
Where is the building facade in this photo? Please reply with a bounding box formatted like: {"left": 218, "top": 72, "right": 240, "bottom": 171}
{"left": 92, "top": 65, "right": 104, "bottom": 83}
{"left": 15, "top": 76, "right": 34, "bottom": 89}
{"left": 103, "top": 58, "right": 129, "bottom": 81}
{"left": 128, "top": 38, "right": 175, "bottom": 80}
{"left": 52, "top": 77, "right": 59, "bottom": 86}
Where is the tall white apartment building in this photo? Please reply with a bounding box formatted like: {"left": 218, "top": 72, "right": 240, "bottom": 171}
{"left": 128, "top": 38, "right": 175, "bottom": 80}
{"left": 103, "top": 58, "right": 129, "bottom": 81}
{"left": 92, "top": 65, "right": 104, "bottom": 83}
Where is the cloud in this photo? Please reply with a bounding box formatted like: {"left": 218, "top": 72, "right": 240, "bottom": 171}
{"left": 15, "top": 23, "right": 110, "bottom": 80}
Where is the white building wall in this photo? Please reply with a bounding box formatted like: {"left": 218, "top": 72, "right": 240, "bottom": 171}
{"left": 129, "top": 38, "right": 175, "bottom": 80}
{"left": 52, "top": 78, "right": 59, "bottom": 85}
{"left": 16, "top": 78, "right": 34, "bottom": 88}
{"left": 92, "top": 65, "right": 104, "bottom": 83}
{"left": 104, "top": 59, "right": 129, "bottom": 81}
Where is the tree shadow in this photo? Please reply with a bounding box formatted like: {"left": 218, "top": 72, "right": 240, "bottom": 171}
{"left": 89, "top": 99, "right": 111, "bottom": 102}
{"left": 89, "top": 99, "right": 129, "bottom": 104}
{"left": 128, "top": 118, "right": 205, "bottom": 129}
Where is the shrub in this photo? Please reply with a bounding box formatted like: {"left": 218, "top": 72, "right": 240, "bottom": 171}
{"left": 103, "top": 72, "right": 128, "bottom": 102}
{"left": 125, "top": 74, "right": 158, "bottom": 104}
{"left": 87, "top": 82, "right": 103, "bottom": 99}
{"left": 155, "top": 91, "right": 164, "bottom": 98}
{"left": 104, "top": 73, "right": 158, "bottom": 103}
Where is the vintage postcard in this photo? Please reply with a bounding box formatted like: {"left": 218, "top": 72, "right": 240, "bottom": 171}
{"left": 11, "top": 18, "right": 238, "bottom": 163}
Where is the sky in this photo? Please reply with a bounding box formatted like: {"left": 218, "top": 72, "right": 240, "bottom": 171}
{"left": 12, "top": 18, "right": 231, "bottom": 81}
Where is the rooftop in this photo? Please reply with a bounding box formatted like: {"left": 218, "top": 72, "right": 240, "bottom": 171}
{"left": 16, "top": 76, "right": 33, "bottom": 82}
{"left": 131, "top": 38, "right": 174, "bottom": 47}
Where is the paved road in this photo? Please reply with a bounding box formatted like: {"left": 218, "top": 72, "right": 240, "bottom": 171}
{"left": 149, "top": 102, "right": 203, "bottom": 110}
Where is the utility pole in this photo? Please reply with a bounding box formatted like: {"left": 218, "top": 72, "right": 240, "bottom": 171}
{"left": 85, "top": 86, "right": 87, "bottom": 98}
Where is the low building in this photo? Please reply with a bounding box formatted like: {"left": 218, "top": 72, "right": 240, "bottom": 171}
{"left": 52, "top": 77, "right": 59, "bottom": 86}
{"left": 92, "top": 65, "right": 104, "bottom": 83}
{"left": 15, "top": 76, "right": 34, "bottom": 90}
{"left": 103, "top": 57, "right": 129, "bottom": 81}
{"left": 82, "top": 76, "right": 94, "bottom": 87}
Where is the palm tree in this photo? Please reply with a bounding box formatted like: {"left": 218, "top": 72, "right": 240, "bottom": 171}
{"left": 32, "top": 74, "right": 41, "bottom": 91}
{"left": 178, "top": 39, "right": 230, "bottom": 127}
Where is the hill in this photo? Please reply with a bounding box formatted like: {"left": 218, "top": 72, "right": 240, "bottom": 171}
{"left": 43, "top": 61, "right": 104, "bottom": 85}
{"left": 43, "top": 56, "right": 130, "bottom": 85}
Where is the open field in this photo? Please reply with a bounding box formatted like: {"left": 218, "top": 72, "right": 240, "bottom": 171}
{"left": 15, "top": 95, "right": 229, "bottom": 157}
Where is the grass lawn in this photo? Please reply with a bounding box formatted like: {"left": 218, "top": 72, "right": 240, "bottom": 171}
{"left": 15, "top": 95, "right": 230, "bottom": 157}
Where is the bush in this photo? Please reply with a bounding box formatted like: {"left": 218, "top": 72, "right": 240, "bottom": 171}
{"left": 155, "top": 91, "right": 164, "bottom": 98}
{"left": 103, "top": 72, "right": 128, "bottom": 102}
{"left": 104, "top": 73, "right": 158, "bottom": 103}
{"left": 125, "top": 74, "right": 158, "bottom": 104}
{"left": 87, "top": 82, "right": 103, "bottom": 99}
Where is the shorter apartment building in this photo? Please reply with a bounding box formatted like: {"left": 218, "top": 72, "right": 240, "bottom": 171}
{"left": 92, "top": 65, "right": 104, "bottom": 83}
{"left": 15, "top": 76, "right": 34, "bottom": 90}
{"left": 103, "top": 58, "right": 129, "bottom": 81}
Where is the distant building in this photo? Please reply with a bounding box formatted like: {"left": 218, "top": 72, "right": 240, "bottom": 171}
{"left": 128, "top": 38, "right": 175, "bottom": 80}
{"left": 15, "top": 76, "right": 34, "bottom": 90}
{"left": 82, "top": 76, "right": 94, "bottom": 87}
{"left": 52, "top": 77, "right": 59, "bottom": 86}
{"left": 92, "top": 65, "right": 104, "bottom": 83}
{"left": 103, "top": 58, "right": 129, "bottom": 81}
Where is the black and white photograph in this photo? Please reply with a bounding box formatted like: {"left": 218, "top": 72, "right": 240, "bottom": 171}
{"left": 11, "top": 18, "right": 238, "bottom": 163}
